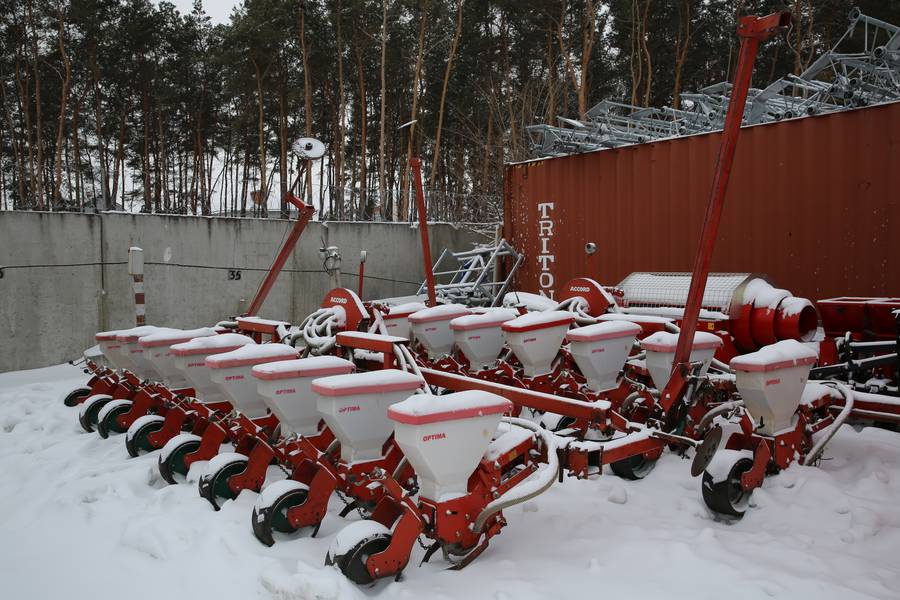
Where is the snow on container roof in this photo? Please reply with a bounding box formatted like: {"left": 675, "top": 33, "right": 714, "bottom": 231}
{"left": 95, "top": 330, "right": 122, "bottom": 341}
{"left": 408, "top": 304, "right": 470, "bottom": 324}
{"left": 388, "top": 390, "right": 512, "bottom": 425}
{"left": 641, "top": 330, "right": 723, "bottom": 352}
{"left": 384, "top": 302, "right": 428, "bottom": 319}
{"left": 311, "top": 369, "right": 423, "bottom": 397}
{"left": 450, "top": 309, "right": 519, "bottom": 331}
{"left": 115, "top": 325, "right": 165, "bottom": 342}
{"left": 206, "top": 343, "right": 298, "bottom": 369}
{"left": 730, "top": 339, "right": 818, "bottom": 372}
{"left": 502, "top": 310, "right": 574, "bottom": 333}
{"left": 566, "top": 321, "right": 641, "bottom": 342}
{"left": 252, "top": 356, "right": 355, "bottom": 381}
{"left": 170, "top": 333, "right": 256, "bottom": 356}
{"left": 138, "top": 327, "right": 218, "bottom": 348}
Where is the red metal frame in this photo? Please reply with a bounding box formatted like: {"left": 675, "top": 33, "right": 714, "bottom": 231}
{"left": 245, "top": 193, "right": 315, "bottom": 317}
{"left": 410, "top": 158, "right": 437, "bottom": 307}
{"left": 667, "top": 12, "right": 790, "bottom": 411}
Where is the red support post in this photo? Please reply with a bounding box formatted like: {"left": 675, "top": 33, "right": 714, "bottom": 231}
{"left": 411, "top": 157, "right": 437, "bottom": 307}
{"left": 357, "top": 251, "right": 366, "bottom": 298}
{"left": 670, "top": 12, "right": 790, "bottom": 372}
{"left": 245, "top": 194, "right": 316, "bottom": 317}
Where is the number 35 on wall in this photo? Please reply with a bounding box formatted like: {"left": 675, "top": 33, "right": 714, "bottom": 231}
{"left": 227, "top": 270, "right": 242, "bottom": 281}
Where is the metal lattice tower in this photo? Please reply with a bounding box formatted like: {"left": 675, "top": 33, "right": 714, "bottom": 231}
{"left": 528, "top": 9, "right": 900, "bottom": 157}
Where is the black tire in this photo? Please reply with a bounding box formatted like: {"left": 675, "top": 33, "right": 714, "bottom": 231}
{"left": 126, "top": 418, "right": 165, "bottom": 458}
{"left": 64, "top": 387, "right": 91, "bottom": 407}
{"left": 702, "top": 457, "right": 754, "bottom": 519}
{"left": 337, "top": 534, "right": 392, "bottom": 585}
{"left": 198, "top": 459, "right": 248, "bottom": 510}
{"left": 539, "top": 413, "right": 575, "bottom": 432}
{"left": 610, "top": 454, "right": 657, "bottom": 480}
{"left": 78, "top": 397, "right": 111, "bottom": 433}
{"left": 96, "top": 403, "right": 131, "bottom": 439}
{"left": 158, "top": 438, "right": 201, "bottom": 484}
{"left": 251, "top": 485, "right": 310, "bottom": 547}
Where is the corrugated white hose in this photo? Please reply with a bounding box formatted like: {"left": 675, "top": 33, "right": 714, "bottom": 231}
{"left": 803, "top": 381, "right": 854, "bottom": 466}
{"left": 303, "top": 309, "right": 339, "bottom": 355}
{"left": 288, "top": 316, "right": 312, "bottom": 348}
{"left": 396, "top": 344, "right": 426, "bottom": 385}
{"left": 554, "top": 296, "right": 597, "bottom": 326}
{"left": 473, "top": 417, "right": 559, "bottom": 534}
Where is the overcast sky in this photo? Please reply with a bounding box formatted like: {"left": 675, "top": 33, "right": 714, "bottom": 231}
{"left": 157, "top": 0, "right": 240, "bottom": 25}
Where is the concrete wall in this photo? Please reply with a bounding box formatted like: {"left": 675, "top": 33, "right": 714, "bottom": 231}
{"left": 0, "top": 212, "right": 485, "bottom": 372}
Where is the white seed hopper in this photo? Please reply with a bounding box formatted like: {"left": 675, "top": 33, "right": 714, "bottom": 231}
{"left": 253, "top": 356, "right": 355, "bottom": 436}
{"left": 312, "top": 369, "right": 424, "bottom": 462}
{"left": 205, "top": 343, "right": 298, "bottom": 417}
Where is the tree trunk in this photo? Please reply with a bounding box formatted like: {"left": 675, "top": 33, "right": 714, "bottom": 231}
{"left": 52, "top": 4, "right": 72, "bottom": 208}
{"left": 299, "top": 2, "right": 314, "bottom": 205}
{"left": 376, "top": 0, "right": 388, "bottom": 221}
{"left": 28, "top": 0, "right": 45, "bottom": 209}
{"left": 111, "top": 108, "right": 127, "bottom": 206}
{"left": 577, "top": 0, "right": 598, "bottom": 117}
{"left": 640, "top": 0, "right": 653, "bottom": 106}
{"left": 332, "top": 0, "right": 346, "bottom": 220}
{"left": 240, "top": 144, "right": 250, "bottom": 216}
{"left": 142, "top": 89, "right": 152, "bottom": 212}
{"left": 629, "top": 0, "right": 642, "bottom": 106}
{"left": 4, "top": 62, "right": 27, "bottom": 207}
{"left": 252, "top": 57, "right": 268, "bottom": 208}
{"left": 430, "top": 0, "right": 464, "bottom": 191}
{"left": 672, "top": 0, "right": 692, "bottom": 110}
{"left": 354, "top": 40, "right": 367, "bottom": 219}
{"left": 278, "top": 68, "right": 288, "bottom": 217}
{"left": 72, "top": 96, "right": 82, "bottom": 209}
{"left": 90, "top": 45, "right": 110, "bottom": 209}
{"left": 400, "top": 4, "right": 427, "bottom": 221}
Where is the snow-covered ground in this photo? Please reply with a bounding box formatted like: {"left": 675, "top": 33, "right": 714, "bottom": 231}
{"left": 2, "top": 363, "right": 899, "bottom": 600}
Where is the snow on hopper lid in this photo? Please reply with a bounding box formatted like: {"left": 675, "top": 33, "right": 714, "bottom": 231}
{"left": 95, "top": 329, "right": 122, "bottom": 342}
{"left": 206, "top": 343, "right": 297, "bottom": 369}
{"left": 311, "top": 369, "right": 423, "bottom": 397}
{"left": 388, "top": 390, "right": 512, "bottom": 425}
{"left": 641, "top": 330, "right": 722, "bottom": 352}
{"left": 138, "top": 327, "right": 218, "bottom": 348}
{"left": 337, "top": 331, "right": 409, "bottom": 345}
{"left": 730, "top": 339, "right": 818, "bottom": 372}
{"left": 115, "top": 325, "right": 165, "bottom": 342}
{"left": 566, "top": 321, "right": 641, "bottom": 343}
{"left": 252, "top": 356, "right": 355, "bottom": 381}
{"left": 238, "top": 316, "right": 290, "bottom": 326}
{"left": 384, "top": 302, "right": 428, "bottom": 319}
{"left": 597, "top": 313, "right": 673, "bottom": 325}
{"left": 408, "top": 303, "right": 470, "bottom": 324}
{"left": 170, "top": 333, "right": 256, "bottom": 356}
{"left": 450, "top": 309, "right": 519, "bottom": 331}
{"left": 501, "top": 310, "right": 574, "bottom": 333}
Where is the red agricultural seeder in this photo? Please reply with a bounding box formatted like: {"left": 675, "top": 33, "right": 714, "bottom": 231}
{"left": 57, "top": 20, "right": 900, "bottom": 587}
{"left": 317, "top": 12, "right": 900, "bottom": 583}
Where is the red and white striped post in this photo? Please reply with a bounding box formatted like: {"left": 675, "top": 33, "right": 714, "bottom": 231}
{"left": 128, "top": 247, "right": 145, "bottom": 326}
